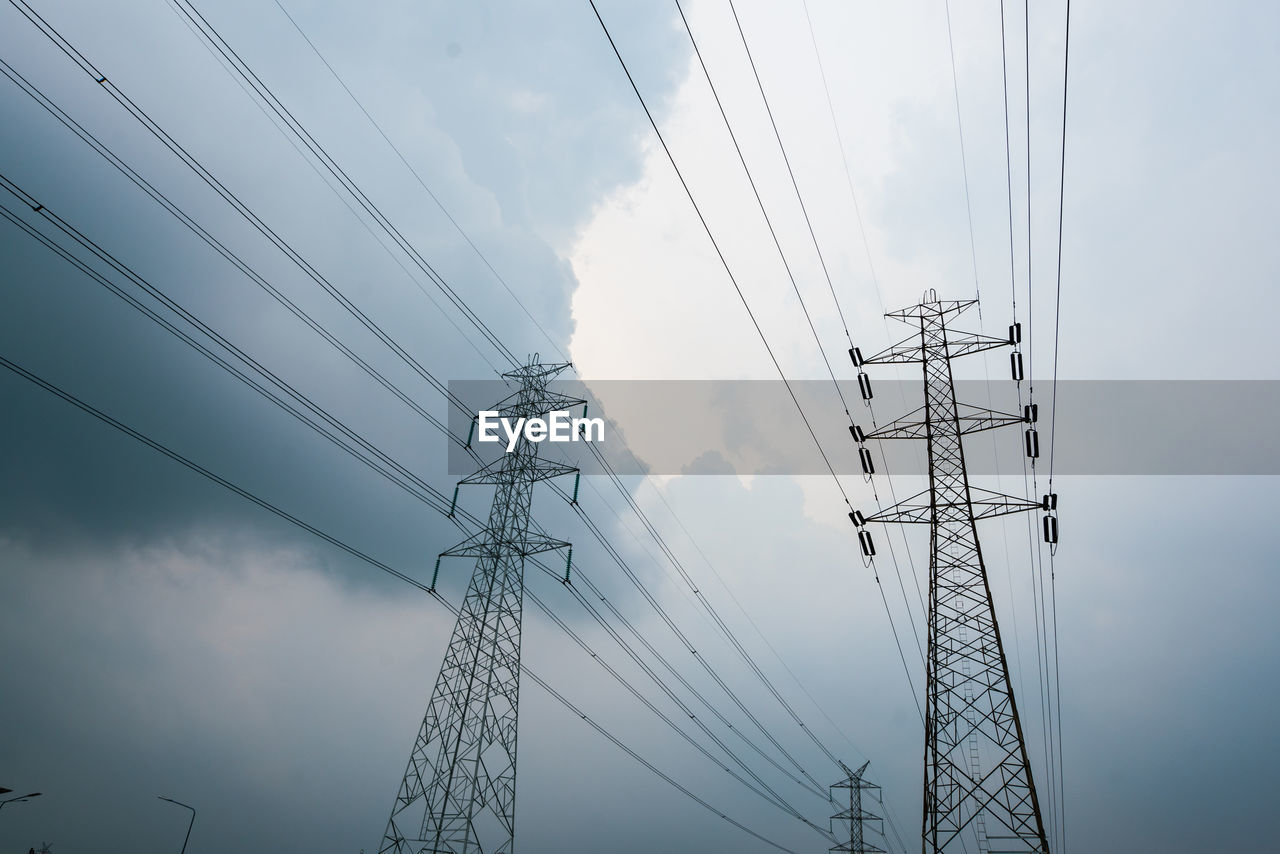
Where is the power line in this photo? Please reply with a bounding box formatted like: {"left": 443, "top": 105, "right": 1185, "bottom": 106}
{"left": 573, "top": 437, "right": 924, "bottom": 793}
{"left": 8, "top": 24, "right": 849, "bottom": 823}
{"left": 163, "top": 0, "right": 520, "bottom": 368}
{"left": 554, "top": 455, "right": 839, "bottom": 799}
{"left": 8, "top": 1, "right": 899, "bottom": 838}
{"left": 1047, "top": 2, "right": 1072, "bottom": 849}
{"left": 589, "top": 0, "right": 933, "bottom": 738}
{"left": 527, "top": 572, "right": 836, "bottom": 840}
{"left": 793, "top": 0, "right": 936, "bottom": 635}
{"left": 2, "top": 182, "right": 838, "bottom": 837}
{"left": 7, "top": 158, "right": 847, "bottom": 841}
{"left": 5, "top": 170, "right": 833, "bottom": 835}
{"left": 999, "top": 0, "right": 1019, "bottom": 325}
{"left": 0, "top": 351, "right": 799, "bottom": 854}
{"left": 725, "top": 0, "right": 856, "bottom": 354}
{"left": 797, "top": 0, "right": 884, "bottom": 316}
{"left": 585, "top": 0, "right": 855, "bottom": 511}
{"left": 673, "top": 0, "right": 852, "bottom": 416}
{"left": 6, "top": 0, "right": 490, "bottom": 412}
{"left": 941, "top": 0, "right": 983, "bottom": 307}
{"left": 268, "top": 0, "right": 569, "bottom": 364}
{"left": 670, "top": 2, "right": 930, "bottom": 698}
{"left": 0, "top": 184, "right": 466, "bottom": 518}
{"left": 0, "top": 55, "right": 473, "bottom": 436}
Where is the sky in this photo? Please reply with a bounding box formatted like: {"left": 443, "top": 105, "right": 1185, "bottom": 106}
{"left": 1, "top": 1, "right": 1278, "bottom": 853}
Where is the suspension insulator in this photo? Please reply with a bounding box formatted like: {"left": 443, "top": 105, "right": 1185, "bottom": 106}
{"left": 859, "top": 529, "right": 876, "bottom": 557}
{"left": 1011, "top": 350, "right": 1025, "bottom": 382}
{"left": 849, "top": 424, "right": 866, "bottom": 444}
{"left": 849, "top": 346, "right": 865, "bottom": 368}
{"left": 1024, "top": 403, "right": 1038, "bottom": 423}
{"left": 431, "top": 555, "right": 442, "bottom": 590}
{"left": 448, "top": 484, "right": 460, "bottom": 517}
{"left": 1042, "top": 492, "right": 1058, "bottom": 511}
{"left": 859, "top": 447, "right": 875, "bottom": 475}
{"left": 571, "top": 471, "right": 581, "bottom": 505}
{"left": 1025, "top": 427, "right": 1040, "bottom": 459}
{"left": 858, "top": 372, "right": 873, "bottom": 400}
{"left": 564, "top": 547, "right": 573, "bottom": 584}
{"left": 1043, "top": 515, "right": 1059, "bottom": 544}
{"left": 848, "top": 509, "right": 867, "bottom": 527}
{"left": 1009, "top": 322, "right": 1022, "bottom": 345}
{"left": 465, "top": 418, "right": 476, "bottom": 448}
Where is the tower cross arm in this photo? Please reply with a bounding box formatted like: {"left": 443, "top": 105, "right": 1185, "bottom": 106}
{"left": 441, "top": 530, "right": 571, "bottom": 559}
{"left": 863, "top": 333, "right": 924, "bottom": 365}
{"left": 460, "top": 457, "right": 578, "bottom": 485}
{"left": 865, "top": 486, "right": 1040, "bottom": 525}
{"left": 489, "top": 388, "right": 588, "bottom": 419}
{"left": 864, "top": 403, "right": 1025, "bottom": 441}
{"left": 944, "top": 330, "right": 1013, "bottom": 360}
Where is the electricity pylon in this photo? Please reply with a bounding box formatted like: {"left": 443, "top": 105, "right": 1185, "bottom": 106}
{"left": 852, "top": 294, "right": 1050, "bottom": 853}
{"left": 831, "top": 761, "right": 886, "bottom": 854}
{"left": 381, "top": 357, "right": 582, "bottom": 854}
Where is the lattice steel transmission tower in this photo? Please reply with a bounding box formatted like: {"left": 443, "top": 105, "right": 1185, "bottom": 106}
{"left": 852, "top": 294, "right": 1050, "bottom": 853}
{"left": 381, "top": 358, "right": 582, "bottom": 854}
{"left": 830, "top": 761, "right": 886, "bottom": 854}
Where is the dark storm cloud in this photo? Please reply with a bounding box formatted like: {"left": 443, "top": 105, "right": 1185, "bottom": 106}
{"left": 0, "top": 2, "right": 700, "bottom": 851}
{"left": 0, "top": 0, "right": 685, "bottom": 556}
{"left": 3, "top": 1, "right": 1280, "bottom": 853}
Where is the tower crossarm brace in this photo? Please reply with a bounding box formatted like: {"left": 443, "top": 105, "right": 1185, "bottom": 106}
{"left": 866, "top": 487, "right": 1041, "bottom": 525}
{"left": 381, "top": 358, "right": 582, "bottom": 854}
{"left": 864, "top": 301, "right": 1011, "bottom": 365}
{"left": 858, "top": 296, "right": 1050, "bottom": 853}
{"left": 865, "top": 403, "right": 1026, "bottom": 441}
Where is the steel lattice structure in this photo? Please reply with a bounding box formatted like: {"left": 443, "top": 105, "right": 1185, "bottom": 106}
{"left": 860, "top": 295, "right": 1050, "bottom": 853}
{"left": 381, "top": 358, "right": 582, "bottom": 854}
{"left": 831, "top": 761, "right": 886, "bottom": 854}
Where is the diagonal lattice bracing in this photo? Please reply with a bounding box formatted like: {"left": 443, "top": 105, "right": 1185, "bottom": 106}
{"left": 863, "top": 296, "right": 1049, "bottom": 853}
{"left": 381, "top": 358, "right": 581, "bottom": 854}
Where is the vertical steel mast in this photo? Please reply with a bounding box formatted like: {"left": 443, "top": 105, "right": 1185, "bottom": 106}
{"left": 856, "top": 294, "right": 1049, "bottom": 853}
{"left": 381, "top": 357, "right": 581, "bottom": 854}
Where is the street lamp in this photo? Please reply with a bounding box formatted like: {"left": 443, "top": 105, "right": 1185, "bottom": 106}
{"left": 0, "top": 792, "right": 42, "bottom": 814}
{"left": 157, "top": 796, "right": 195, "bottom": 854}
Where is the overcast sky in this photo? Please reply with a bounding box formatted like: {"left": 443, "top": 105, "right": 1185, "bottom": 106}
{"left": 1, "top": 1, "right": 1278, "bottom": 853}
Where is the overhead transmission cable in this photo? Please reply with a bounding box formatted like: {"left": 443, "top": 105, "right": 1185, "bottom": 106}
{"left": 13, "top": 0, "right": 920, "bottom": 837}
{"left": 258, "top": 5, "right": 880, "bottom": 800}
{"left": 0, "top": 353, "right": 801, "bottom": 854}
{"left": 159, "top": 0, "right": 519, "bottom": 368}
{"left": 588, "top": 0, "right": 928, "bottom": 728}
{"left": 718, "top": 0, "right": 929, "bottom": 686}
{"left": 0, "top": 56, "right": 476, "bottom": 437}
{"left": 5, "top": 0, "right": 489, "bottom": 414}
{"left": 3, "top": 35, "right": 845, "bottom": 823}
{"left": 792, "top": 2, "right": 941, "bottom": 703}
{"left": 1011, "top": 1, "right": 1063, "bottom": 843}
{"left": 585, "top": 0, "right": 853, "bottom": 510}
{"left": 935, "top": 0, "right": 1030, "bottom": 724}
{"left": 268, "top": 0, "right": 568, "bottom": 363}
{"left": 942, "top": 0, "right": 983, "bottom": 309}
{"left": 1046, "top": 1, "right": 1071, "bottom": 848}
{"left": 0, "top": 188, "right": 834, "bottom": 839}
{"left": 179, "top": 0, "right": 885, "bottom": 806}
{"left": 259, "top": 8, "right": 871, "bottom": 802}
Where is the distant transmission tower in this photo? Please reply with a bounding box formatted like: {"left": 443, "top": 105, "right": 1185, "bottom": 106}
{"left": 381, "top": 357, "right": 582, "bottom": 854}
{"left": 830, "top": 761, "right": 886, "bottom": 854}
{"left": 851, "top": 293, "right": 1050, "bottom": 853}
